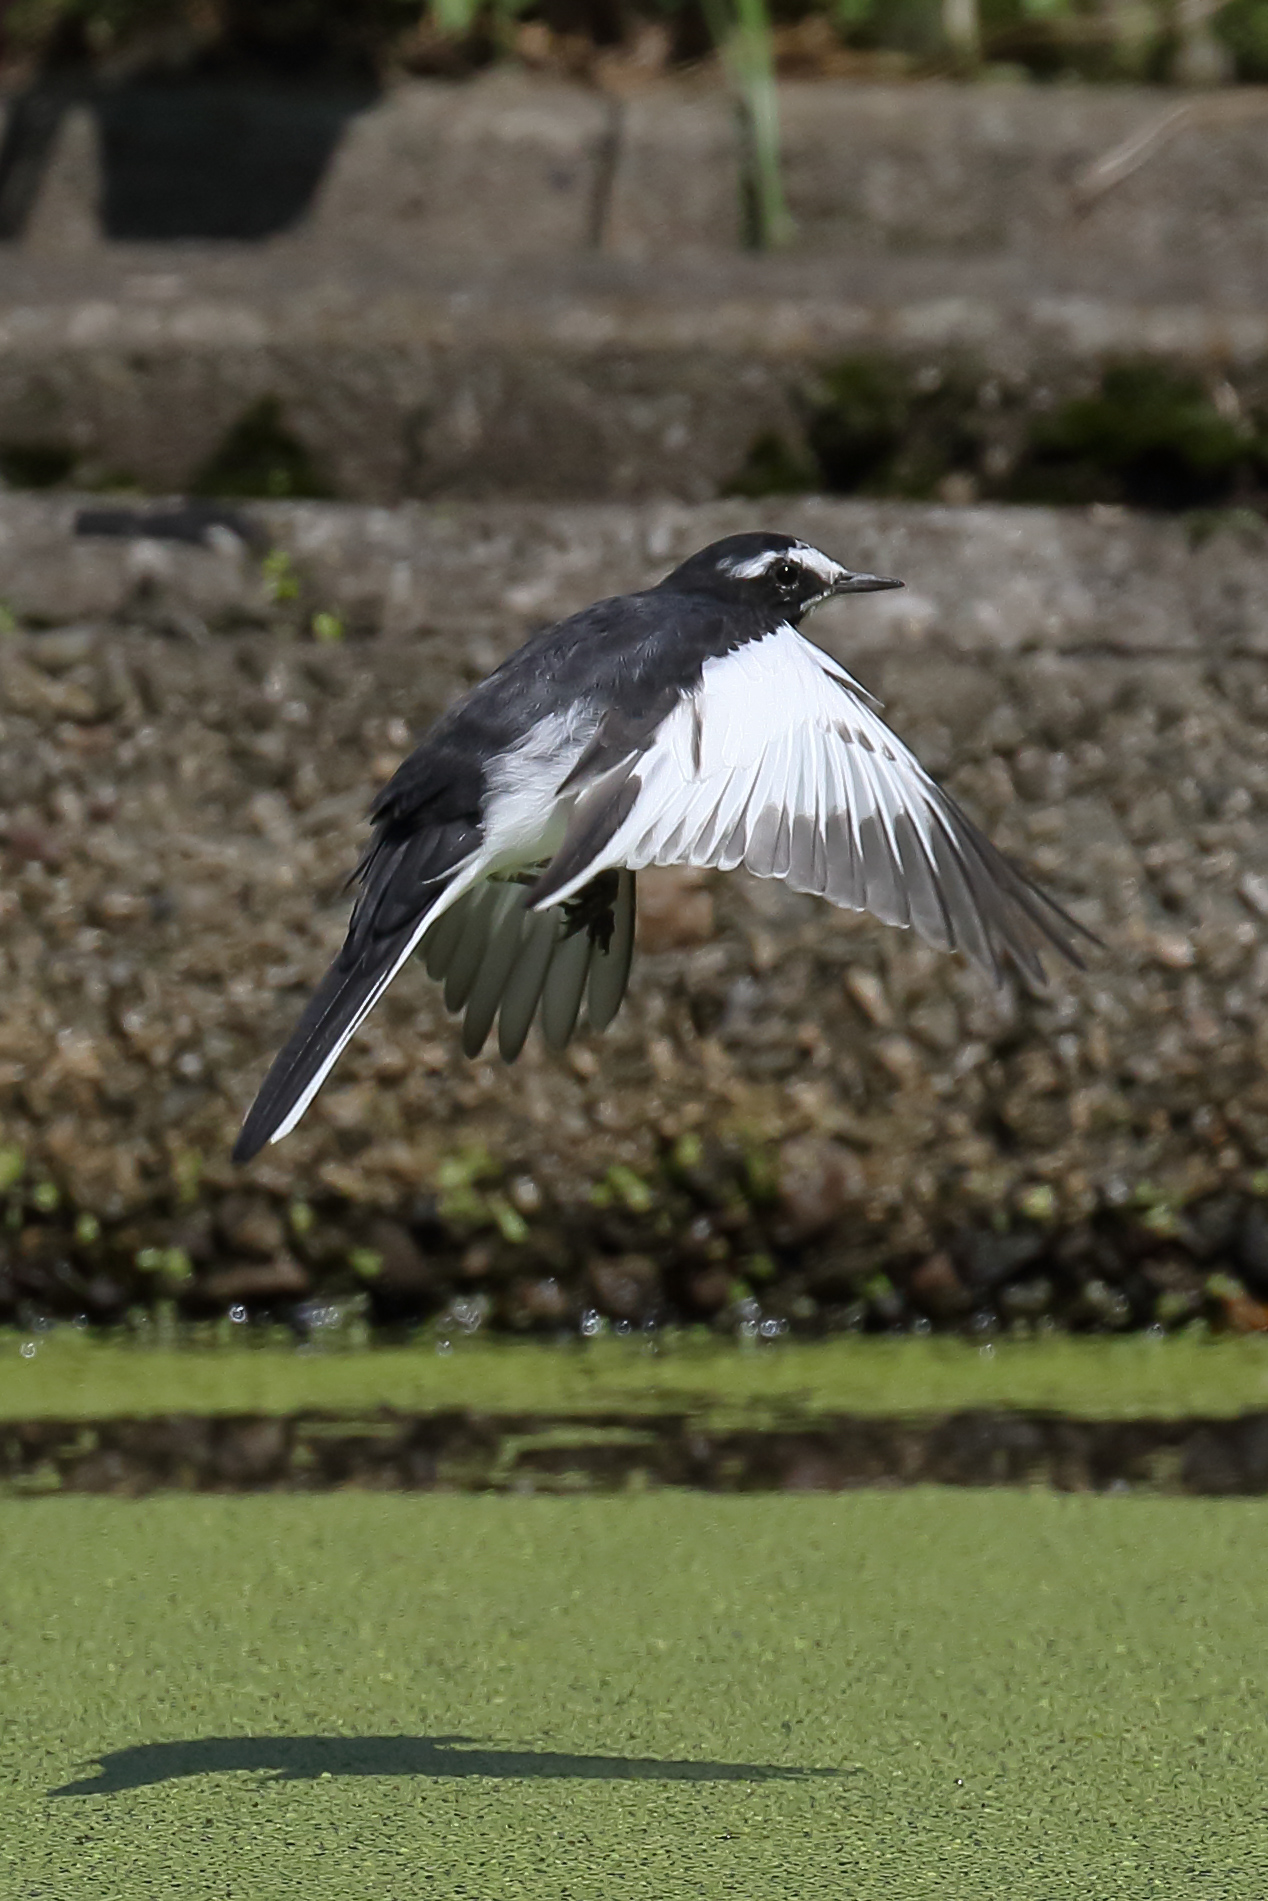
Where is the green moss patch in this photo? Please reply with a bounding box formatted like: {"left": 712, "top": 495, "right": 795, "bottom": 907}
{"left": 7, "top": 1332, "right": 1268, "bottom": 1424}
{"left": 10, "top": 1133, "right": 1268, "bottom": 1342}
{"left": 192, "top": 397, "right": 334, "bottom": 502}
{"left": 1016, "top": 363, "right": 1268, "bottom": 511}
{"left": 729, "top": 355, "right": 1268, "bottom": 512}
{"left": 1216, "top": 0, "right": 1268, "bottom": 79}
{"left": 4, "top": 1491, "right": 1268, "bottom": 1896}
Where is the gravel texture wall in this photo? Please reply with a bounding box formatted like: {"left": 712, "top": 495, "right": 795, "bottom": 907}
{"left": 3, "top": 495, "right": 1268, "bottom": 1338}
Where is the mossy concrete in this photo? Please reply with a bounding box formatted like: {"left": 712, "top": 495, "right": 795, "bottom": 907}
{"left": 3, "top": 1490, "right": 1266, "bottom": 1896}
{"left": 3, "top": 248, "right": 1268, "bottom": 501}
{"left": 7, "top": 1334, "right": 1268, "bottom": 1425}
{"left": 7, "top": 78, "right": 1268, "bottom": 499}
{"left": 730, "top": 355, "right": 1268, "bottom": 512}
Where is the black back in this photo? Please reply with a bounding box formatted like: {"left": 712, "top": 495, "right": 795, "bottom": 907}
{"left": 372, "top": 554, "right": 793, "bottom": 833}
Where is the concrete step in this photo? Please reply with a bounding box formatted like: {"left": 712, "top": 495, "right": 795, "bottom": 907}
{"left": 8, "top": 76, "right": 1268, "bottom": 284}
{"left": 1, "top": 79, "right": 1266, "bottom": 500}
{"left": 2, "top": 247, "right": 1266, "bottom": 501}
{"left": 3, "top": 491, "right": 1267, "bottom": 659}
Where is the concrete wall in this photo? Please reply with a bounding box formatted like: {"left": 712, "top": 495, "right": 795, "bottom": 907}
{"left": 7, "top": 78, "right": 1268, "bottom": 288}
{"left": 4, "top": 490, "right": 1268, "bottom": 656}
{"left": 2, "top": 80, "right": 1266, "bottom": 501}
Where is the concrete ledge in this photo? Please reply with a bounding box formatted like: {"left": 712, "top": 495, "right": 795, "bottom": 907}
{"left": 8, "top": 78, "right": 1268, "bottom": 285}
{"left": 307, "top": 76, "right": 615, "bottom": 259}
{"left": 2, "top": 494, "right": 1266, "bottom": 658}
{"left": 1, "top": 498, "right": 1268, "bottom": 1334}
{"left": 775, "top": 83, "right": 1268, "bottom": 294}
{"left": 1, "top": 250, "right": 1267, "bottom": 499}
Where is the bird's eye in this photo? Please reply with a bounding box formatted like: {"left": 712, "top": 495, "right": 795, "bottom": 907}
{"left": 769, "top": 558, "right": 801, "bottom": 591}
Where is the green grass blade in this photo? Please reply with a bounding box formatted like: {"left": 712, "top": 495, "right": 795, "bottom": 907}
{"left": 702, "top": 0, "right": 794, "bottom": 251}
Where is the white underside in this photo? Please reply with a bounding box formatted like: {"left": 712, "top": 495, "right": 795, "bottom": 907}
{"left": 480, "top": 708, "right": 592, "bottom": 871}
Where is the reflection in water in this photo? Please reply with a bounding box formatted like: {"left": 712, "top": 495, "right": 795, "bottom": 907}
{"left": 52, "top": 1733, "right": 847, "bottom": 1798}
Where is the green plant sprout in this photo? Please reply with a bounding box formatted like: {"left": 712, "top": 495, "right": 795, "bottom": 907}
{"left": 262, "top": 549, "right": 300, "bottom": 605}
{"left": 430, "top": 0, "right": 529, "bottom": 42}
{"left": 702, "top": 0, "right": 794, "bottom": 249}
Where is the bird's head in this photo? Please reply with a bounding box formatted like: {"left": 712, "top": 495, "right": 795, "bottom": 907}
{"left": 660, "top": 532, "right": 903, "bottom": 624}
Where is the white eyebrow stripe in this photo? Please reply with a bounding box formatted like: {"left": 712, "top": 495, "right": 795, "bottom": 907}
{"left": 722, "top": 550, "right": 785, "bottom": 579}
{"left": 792, "top": 543, "right": 844, "bottom": 586}
{"left": 720, "top": 545, "right": 844, "bottom": 585}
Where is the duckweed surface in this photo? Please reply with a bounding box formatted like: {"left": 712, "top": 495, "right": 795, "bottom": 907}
{"left": 6, "top": 1332, "right": 1268, "bottom": 1425}
{"left": 3, "top": 1491, "right": 1266, "bottom": 1898}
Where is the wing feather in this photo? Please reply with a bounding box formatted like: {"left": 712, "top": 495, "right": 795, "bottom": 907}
{"left": 460, "top": 883, "right": 529, "bottom": 1057}
{"left": 497, "top": 909, "right": 560, "bottom": 1061}
{"left": 531, "top": 625, "right": 1091, "bottom": 984}
{"left": 541, "top": 925, "right": 595, "bottom": 1051}
{"left": 421, "top": 890, "right": 477, "bottom": 981}
{"left": 443, "top": 881, "right": 501, "bottom": 1013}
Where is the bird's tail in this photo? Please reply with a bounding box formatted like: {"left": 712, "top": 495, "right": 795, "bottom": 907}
{"left": 232, "top": 907, "right": 434, "bottom": 1163}
{"left": 233, "top": 870, "right": 637, "bottom": 1163}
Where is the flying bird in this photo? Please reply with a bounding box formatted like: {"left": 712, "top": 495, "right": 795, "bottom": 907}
{"left": 234, "top": 532, "right": 1087, "bottom": 1161}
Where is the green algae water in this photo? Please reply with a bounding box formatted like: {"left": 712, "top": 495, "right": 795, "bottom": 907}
{"left": 7, "top": 1332, "right": 1268, "bottom": 1425}
{"left": 3, "top": 1491, "right": 1265, "bottom": 1899}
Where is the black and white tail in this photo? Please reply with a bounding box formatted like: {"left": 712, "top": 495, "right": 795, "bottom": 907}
{"left": 233, "top": 870, "right": 637, "bottom": 1162}
{"left": 232, "top": 912, "right": 431, "bottom": 1164}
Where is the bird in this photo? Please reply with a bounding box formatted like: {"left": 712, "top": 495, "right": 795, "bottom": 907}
{"left": 233, "top": 530, "right": 1089, "bottom": 1162}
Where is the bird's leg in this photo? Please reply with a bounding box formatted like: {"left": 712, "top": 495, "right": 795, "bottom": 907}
{"left": 560, "top": 870, "right": 621, "bottom": 951}
{"left": 491, "top": 865, "right": 620, "bottom": 949}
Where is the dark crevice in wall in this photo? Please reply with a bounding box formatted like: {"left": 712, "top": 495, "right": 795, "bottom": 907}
{"left": 0, "top": 78, "right": 377, "bottom": 242}
{"left": 727, "top": 356, "right": 1268, "bottom": 514}
{"left": 586, "top": 92, "right": 624, "bottom": 251}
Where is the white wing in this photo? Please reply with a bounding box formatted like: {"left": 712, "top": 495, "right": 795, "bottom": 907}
{"left": 532, "top": 625, "right": 1086, "bottom": 985}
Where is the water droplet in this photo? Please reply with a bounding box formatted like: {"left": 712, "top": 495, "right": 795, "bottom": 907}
{"left": 229, "top": 1303, "right": 248, "bottom": 1324}
{"left": 19, "top": 1340, "right": 36, "bottom": 1359}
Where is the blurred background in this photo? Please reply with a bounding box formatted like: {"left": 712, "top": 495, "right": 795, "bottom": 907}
{"left": 1, "top": 0, "right": 1268, "bottom": 1352}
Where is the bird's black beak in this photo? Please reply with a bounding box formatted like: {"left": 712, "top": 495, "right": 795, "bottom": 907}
{"left": 831, "top": 570, "right": 905, "bottom": 594}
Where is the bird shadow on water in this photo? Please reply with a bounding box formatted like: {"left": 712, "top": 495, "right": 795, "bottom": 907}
{"left": 51, "top": 1734, "right": 849, "bottom": 1799}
